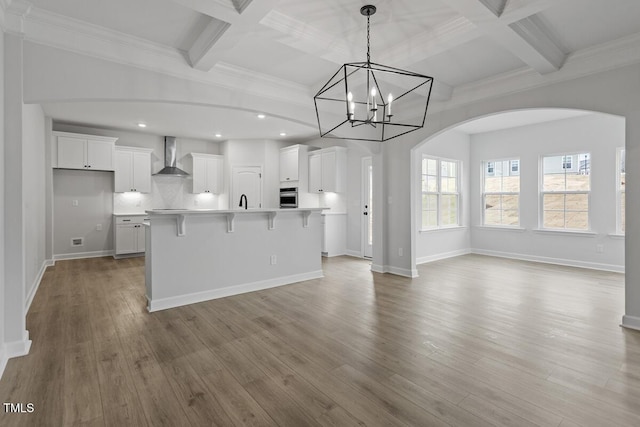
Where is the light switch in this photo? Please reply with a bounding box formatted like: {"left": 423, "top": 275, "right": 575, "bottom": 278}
{"left": 72, "top": 200, "right": 79, "bottom": 207}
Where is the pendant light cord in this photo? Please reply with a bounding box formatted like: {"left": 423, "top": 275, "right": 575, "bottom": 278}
{"left": 366, "top": 14, "right": 371, "bottom": 64}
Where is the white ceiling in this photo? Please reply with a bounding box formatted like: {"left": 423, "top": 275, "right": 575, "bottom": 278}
{"left": 12, "top": 0, "right": 640, "bottom": 141}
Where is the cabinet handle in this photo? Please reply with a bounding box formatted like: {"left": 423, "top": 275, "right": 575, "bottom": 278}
{"left": 286, "top": 178, "right": 290, "bottom": 180}
{"left": 123, "top": 219, "right": 131, "bottom": 222}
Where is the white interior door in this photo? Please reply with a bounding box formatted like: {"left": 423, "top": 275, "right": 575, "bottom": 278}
{"left": 232, "top": 166, "right": 262, "bottom": 209}
{"left": 363, "top": 157, "right": 373, "bottom": 258}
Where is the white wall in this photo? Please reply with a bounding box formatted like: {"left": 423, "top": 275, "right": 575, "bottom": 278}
{"left": 0, "top": 24, "right": 6, "bottom": 373}
{"left": 22, "top": 104, "right": 47, "bottom": 298}
{"left": 415, "top": 130, "right": 471, "bottom": 263}
{"left": 2, "top": 33, "right": 31, "bottom": 375}
{"left": 220, "top": 139, "right": 283, "bottom": 209}
{"left": 469, "top": 112, "right": 625, "bottom": 271}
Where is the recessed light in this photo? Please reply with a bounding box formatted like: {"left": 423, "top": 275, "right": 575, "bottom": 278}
{"left": 280, "top": 132, "right": 287, "bottom": 136}
{"left": 137, "top": 123, "right": 147, "bottom": 128}
{"left": 215, "top": 133, "right": 222, "bottom": 138}
{"left": 257, "top": 114, "right": 266, "bottom": 119}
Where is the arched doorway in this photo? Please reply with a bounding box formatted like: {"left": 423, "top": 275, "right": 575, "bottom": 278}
{"left": 410, "top": 107, "right": 625, "bottom": 276}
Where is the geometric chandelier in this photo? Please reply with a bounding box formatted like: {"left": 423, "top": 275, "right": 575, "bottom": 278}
{"left": 313, "top": 5, "right": 434, "bottom": 142}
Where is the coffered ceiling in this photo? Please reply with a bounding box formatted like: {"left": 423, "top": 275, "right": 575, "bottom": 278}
{"left": 5, "top": 0, "right": 640, "bottom": 140}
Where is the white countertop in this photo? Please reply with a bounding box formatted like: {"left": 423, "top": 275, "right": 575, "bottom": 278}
{"left": 145, "top": 207, "right": 327, "bottom": 215}
{"left": 113, "top": 212, "right": 149, "bottom": 216}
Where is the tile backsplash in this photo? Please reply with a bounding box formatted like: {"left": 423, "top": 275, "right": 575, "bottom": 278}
{"left": 114, "top": 176, "right": 218, "bottom": 213}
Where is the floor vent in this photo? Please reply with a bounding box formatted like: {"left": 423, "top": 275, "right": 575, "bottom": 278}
{"left": 71, "top": 237, "right": 84, "bottom": 247}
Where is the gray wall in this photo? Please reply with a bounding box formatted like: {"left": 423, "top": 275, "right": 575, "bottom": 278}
{"left": 415, "top": 129, "right": 471, "bottom": 263}
{"left": 469, "top": 113, "right": 624, "bottom": 271}
{"left": 22, "top": 104, "right": 47, "bottom": 299}
{"left": 0, "top": 25, "right": 5, "bottom": 360}
{"left": 53, "top": 169, "right": 114, "bottom": 257}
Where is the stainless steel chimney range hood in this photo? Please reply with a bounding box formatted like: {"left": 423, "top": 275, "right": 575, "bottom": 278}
{"left": 153, "top": 136, "right": 189, "bottom": 177}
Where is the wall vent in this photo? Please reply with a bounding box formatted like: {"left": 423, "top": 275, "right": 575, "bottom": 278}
{"left": 71, "top": 237, "right": 84, "bottom": 247}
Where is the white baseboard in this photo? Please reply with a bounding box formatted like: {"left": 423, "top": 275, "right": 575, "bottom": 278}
{"left": 25, "top": 259, "right": 54, "bottom": 312}
{"left": 370, "top": 264, "right": 418, "bottom": 278}
{"left": 1, "top": 332, "right": 32, "bottom": 380}
{"left": 470, "top": 249, "right": 624, "bottom": 273}
{"left": 345, "top": 249, "right": 363, "bottom": 258}
{"left": 0, "top": 346, "right": 6, "bottom": 381}
{"left": 621, "top": 315, "right": 640, "bottom": 331}
{"left": 416, "top": 249, "right": 472, "bottom": 265}
{"left": 148, "top": 270, "right": 324, "bottom": 312}
{"left": 53, "top": 250, "right": 114, "bottom": 261}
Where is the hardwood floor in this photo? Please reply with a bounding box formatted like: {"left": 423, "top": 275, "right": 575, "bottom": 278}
{"left": 1, "top": 254, "right": 639, "bottom": 426}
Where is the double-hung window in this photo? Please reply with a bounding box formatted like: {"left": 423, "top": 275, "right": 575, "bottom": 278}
{"left": 541, "top": 153, "right": 591, "bottom": 230}
{"left": 618, "top": 148, "right": 626, "bottom": 233}
{"left": 421, "top": 156, "right": 460, "bottom": 229}
{"left": 482, "top": 159, "right": 520, "bottom": 226}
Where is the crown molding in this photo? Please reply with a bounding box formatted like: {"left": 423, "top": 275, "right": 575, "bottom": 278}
{"left": 3, "top": 0, "right": 31, "bottom": 35}
{"left": 18, "top": 4, "right": 311, "bottom": 107}
{"left": 432, "top": 31, "right": 640, "bottom": 112}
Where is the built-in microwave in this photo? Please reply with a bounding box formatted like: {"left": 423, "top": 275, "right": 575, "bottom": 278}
{"left": 279, "top": 187, "right": 298, "bottom": 208}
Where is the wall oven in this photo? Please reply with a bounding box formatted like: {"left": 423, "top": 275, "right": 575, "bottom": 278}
{"left": 279, "top": 187, "right": 298, "bottom": 208}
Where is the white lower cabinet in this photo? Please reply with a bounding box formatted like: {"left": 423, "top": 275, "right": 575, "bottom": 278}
{"left": 114, "top": 215, "right": 148, "bottom": 257}
{"left": 321, "top": 213, "right": 347, "bottom": 257}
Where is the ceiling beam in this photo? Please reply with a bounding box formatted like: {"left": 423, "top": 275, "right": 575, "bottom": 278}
{"left": 445, "top": 0, "right": 566, "bottom": 74}
{"left": 168, "top": 0, "right": 240, "bottom": 24}
{"left": 187, "top": 0, "right": 278, "bottom": 71}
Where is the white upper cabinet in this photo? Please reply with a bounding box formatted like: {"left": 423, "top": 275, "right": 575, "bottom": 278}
{"left": 308, "top": 147, "right": 347, "bottom": 193}
{"left": 189, "top": 153, "right": 223, "bottom": 194}
{"left": 114, "top": 146, "right": 153, "bottom": 193}
{"left": 53, "top": 132, "right": 117, "bottom": 171}
{"left": 280, "top": 145, "right": 300, "bottom": 182}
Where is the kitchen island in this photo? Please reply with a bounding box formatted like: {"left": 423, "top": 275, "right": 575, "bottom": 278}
{"left": 144, "top": 208, "right": 325, "bottom": 312}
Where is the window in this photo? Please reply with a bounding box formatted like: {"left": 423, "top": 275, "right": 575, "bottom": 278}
{"left": 542, "top": 153, "right": 590, "bottom": 230}
{"left": 421, "top": 156, "right": 460, "bottom": 229}
{"left": 510, "top": 160, "right": 519, "bottom": 173}
{"left": 482, "top": 159, "right": 520, "bottom": 226}
{"left": 618, "top": 148, "right": 625, "bottom": 233}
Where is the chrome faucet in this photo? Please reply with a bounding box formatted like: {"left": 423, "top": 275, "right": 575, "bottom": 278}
{"left": 239, "top": 194, "right": 248, "bottom": 210}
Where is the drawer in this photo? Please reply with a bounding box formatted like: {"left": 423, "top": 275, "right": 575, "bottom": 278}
{"left": 115, "top": 216, "right": 148, "bottom": 225}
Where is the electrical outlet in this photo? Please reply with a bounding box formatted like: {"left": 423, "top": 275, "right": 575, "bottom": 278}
{"left": 398, "top": 247, "right": 403, "bottom": 257}
{"left": 194, "top": 199, "right": 199, "bottom": 206}
{"left": 96, "top": 224, "right": 102, "bottom": 231}
{"left": 596, "top": 244, "right": 604, "bottom": 253}
{"left": 72, "top": 199, "right": 79, "bottom": 207}
{"left": 270, "top": 255, "right": 277, "bottom": 265}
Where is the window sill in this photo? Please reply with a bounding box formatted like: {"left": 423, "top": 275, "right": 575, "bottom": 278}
{"left": 608, "top": 233, "right": 625, "bottom": 239}
{"left": 474, "top": 225, "right": 526, "bottom": 232}
{"left": 419, "top": 226, "right": 467, "bottom": 233}
{"left": 533, "top": 228, "right": 596, "bottom": 237}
